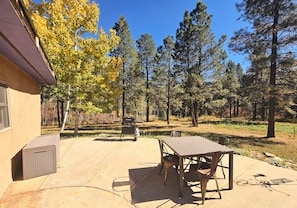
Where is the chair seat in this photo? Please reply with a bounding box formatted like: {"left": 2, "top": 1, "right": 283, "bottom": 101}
{"left": 197, "top": 168, "right": 211, "bottom": 176}
{"left": 163, "top": 154, "right": 179, "bottom": 163}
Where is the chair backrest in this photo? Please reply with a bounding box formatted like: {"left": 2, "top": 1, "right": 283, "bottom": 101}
{"left": 219, "top": 137, "right": 229, "bottom": 145}
{"left": 158, "top": 139, "right": 167, "bottom": 158}
{"left": 207, "top": 151, "right": 223, "bottom": 177}
{"left": 158, "top": 139, "right": 163, "bottom": 154}
{"left": 170, "top": 130, "right": 182, "bottom": 137}
{"left": 218, "top": 138, "right": 225, "bottom": 145}
{"left": 158, "top": 139, "right": 173, "bottom": 157}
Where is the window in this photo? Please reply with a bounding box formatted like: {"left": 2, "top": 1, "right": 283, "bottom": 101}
{"left": 0, "top": 83, "right": 10, "bottom": 130}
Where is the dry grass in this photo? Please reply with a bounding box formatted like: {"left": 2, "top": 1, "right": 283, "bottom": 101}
{"left": 42, "top": 116, "right": 297, "bottom": 170}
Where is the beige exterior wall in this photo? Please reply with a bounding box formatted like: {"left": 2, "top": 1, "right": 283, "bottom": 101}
{"left": 0, "top": 54, "right": 41, "bottom": 196}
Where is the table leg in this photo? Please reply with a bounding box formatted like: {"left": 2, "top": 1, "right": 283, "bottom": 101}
{"left": 179, "top": 156, "right": 184, "bottom": 197}
{"left": 228, "top": 152, "right": 234, "bottom": 190}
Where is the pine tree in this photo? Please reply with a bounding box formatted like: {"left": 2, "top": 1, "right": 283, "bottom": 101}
{"left": 136, "top": 34, "right": 156, "bottom": 122}
{"left": 208, "top": 35, "right": 228, "bottom": 118}
{"left": 153, "top": 36, "right": 182, "bottom": 123}
{"left": 175, "top": 1, "right": 226, "bottom": 126}
{"left": 152, "top": 46, "right": 168, "bottom": 120}
{"left": 223, "top": 61, "right": 241, "bottom": 119}
{"left": 112, "top": 16, "right": 138, "bottom": 118}
{"left": 162, "top": 36, "right": 183, "bottom": 124}
{"left": 229, "top": 0, "right": 297, "bottom": 137}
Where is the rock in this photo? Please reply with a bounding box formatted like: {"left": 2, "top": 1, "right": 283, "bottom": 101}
{"left": 263, "top": 152, "right": 275, "bottom": 157}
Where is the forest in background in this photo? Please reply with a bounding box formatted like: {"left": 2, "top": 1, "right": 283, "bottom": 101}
{"left": 24, "top": 0, "right": 297, "bottom": 136}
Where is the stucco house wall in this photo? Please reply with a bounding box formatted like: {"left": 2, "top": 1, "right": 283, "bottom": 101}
{"left": 0, "top": 54, "right": 42, "bottom": 196}
{"left": 0, "top": 0, "right": 56, "bottom": 197}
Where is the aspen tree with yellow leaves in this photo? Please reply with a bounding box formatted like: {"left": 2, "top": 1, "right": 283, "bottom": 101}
{"left": 24, "top": 0, "right": 121, "bottom": 135}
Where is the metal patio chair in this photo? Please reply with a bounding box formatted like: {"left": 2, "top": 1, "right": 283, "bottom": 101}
{"left": 203, "top": 138, "right": 227, "bottom": 179}
{"left": 196, "top": 151, "right": 223, "bottom": 204}
{"left": 158, "top": 139, "right": 179, "bottom": 185}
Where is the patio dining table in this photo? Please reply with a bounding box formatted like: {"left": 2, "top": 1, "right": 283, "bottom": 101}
{"left": 161, "top": 136, "right": 234, "bottom": 197}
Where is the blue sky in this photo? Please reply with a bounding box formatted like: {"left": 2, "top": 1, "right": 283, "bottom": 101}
{"left": 97, "top": 0, "right": 250, "bottom": 69}
{"left": 32, "top": 0, "right": 249, "bottom": 69}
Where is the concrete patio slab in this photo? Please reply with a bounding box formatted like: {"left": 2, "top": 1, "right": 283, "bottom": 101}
{"left": 1, "top": 137, "right": 297, "bottom": 207}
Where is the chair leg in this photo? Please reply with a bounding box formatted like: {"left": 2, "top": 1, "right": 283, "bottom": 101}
{"left": 163, "top": 161, "right": 173, "bottom": 186}
{"left": 159, "top": 162, "right": 164, "bottom": 175}
{"left": 220, "top": 161, "right": 226, "bottom": 179}
{"left": 214, "top": 173, "right": 222, "bottom": 199}
{"left": 200, "top": 178, "right": 208, "bottom": 205}
{"left": 164, "top": 167, "right": 168, "bottom": 185}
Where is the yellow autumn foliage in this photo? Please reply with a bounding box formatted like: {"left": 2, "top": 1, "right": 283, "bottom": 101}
{"left": 25, "top": 0, "right": 121, "bottom": 112}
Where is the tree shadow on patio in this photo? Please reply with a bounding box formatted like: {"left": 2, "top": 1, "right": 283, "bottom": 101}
{"left": 127, "top": 166, "right": 201, "bottom": 206}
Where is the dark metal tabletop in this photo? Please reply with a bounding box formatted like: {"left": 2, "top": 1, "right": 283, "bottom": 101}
{"left": 161, "top": 136, "right": 234, "bottom": 196}
{"left": 161, "top": 136, "right": 233, "bottom": 157}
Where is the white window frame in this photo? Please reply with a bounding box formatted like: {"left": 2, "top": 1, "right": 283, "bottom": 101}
{"left": 0, "top": 83, "right": 10, "bottom": 131}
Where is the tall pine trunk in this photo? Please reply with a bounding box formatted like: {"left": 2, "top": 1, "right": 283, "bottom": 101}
{"left": 122, "top": 65, "right": 126, "bottom": 118}
{"left": 267, "top": 2, "right": 278, "bottom": 138}
{"left": 166, "top": 80, "right": 170, "bottom": 125}
{"left": 191, "top": 100, "right": 198, "bottom": 127}
{"left": 146, "top": 65, "right": 150, "bottom": 122}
